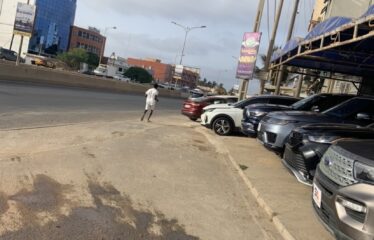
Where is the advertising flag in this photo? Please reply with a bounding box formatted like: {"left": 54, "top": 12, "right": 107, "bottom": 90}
{"left": 236, "top": 32, "right": 262, "bottom": 80}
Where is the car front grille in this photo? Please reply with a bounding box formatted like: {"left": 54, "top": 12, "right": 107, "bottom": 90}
{"left": 284, "top": 147, "right": 308, "bottom": 175}
{"left": 266, "top": 132, "right": 277, "bottom": 143}
{"left": 319, "top": 146, "right": 357, "bottom": 187}
{"left": 288, "top": 132, "right": 303, "bottom": 147}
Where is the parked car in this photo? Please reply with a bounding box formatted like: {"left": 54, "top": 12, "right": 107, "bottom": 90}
{"left": 200, "top": 95, "right": 300, "bottom": 136}
{"left": 242, "top": 93, "right": 353, "bottom": 137}
{"left": 242, "top": 99, "right": 301, "bottom": 136}
{"left": 34, "top": 58, "right": 55, "bottom": 68}
{"left": 283, "top": 123, "right": 374, "bottom": 185}
{"left": 182, "top": 96, "right": 238, "bottom": 121}
{"left": 0, "top": 47, "right": 18, "bottom": 62}
{"left": 313, "top": 139, "right": 374, "bottom": 240}
{"left": 257, "top": 95, "right": 369, "bottom": 153}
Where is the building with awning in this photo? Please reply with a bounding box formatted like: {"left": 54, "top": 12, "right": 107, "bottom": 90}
{"left": 270, "top": 5, "right": 374, "bottom": 96}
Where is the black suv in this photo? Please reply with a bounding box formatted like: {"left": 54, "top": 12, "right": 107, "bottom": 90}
{"left": 283, "top": 123, "right": 374, "bottom": 185}
{"left": 242, "top": 93, "right": 353, "bottom": 137}
{"left": 0, "top": 47, "right": 18, "bottom": 62}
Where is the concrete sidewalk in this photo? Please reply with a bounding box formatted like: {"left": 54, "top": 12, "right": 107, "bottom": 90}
{"left": 195, "top": 127, "right": 334, "bottom": 240}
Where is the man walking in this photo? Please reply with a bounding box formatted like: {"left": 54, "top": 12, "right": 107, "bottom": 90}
{"left": 141, "top": 83, "right": 159, "bottom": 122}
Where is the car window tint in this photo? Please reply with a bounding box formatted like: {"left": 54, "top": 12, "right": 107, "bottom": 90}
{"left": 226, "top": 98, "right": 238, "bottom": 103}
{"left": 325, "top": 98, "right": 374, "bottom": 119}
{"left": 313, "top": 96, "right": 350, "bottom": 111}
{"left": 269, "top": 98, "right": 297, "bottom": 106}
{"left": 241, "top": 98, "right": 269, "bottom": 107}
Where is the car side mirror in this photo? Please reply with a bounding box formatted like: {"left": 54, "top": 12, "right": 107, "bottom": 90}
{"left": 356, "top": 113, "right": 371, "bottom": 120}
{"left": 311, "top": 106, "right": 320, "bottom": 112}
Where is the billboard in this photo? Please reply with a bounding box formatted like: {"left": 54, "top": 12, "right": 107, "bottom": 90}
{"left": 174, "top": 64, "right": 184, "bottom": 79}
{"left": 13, "top": 3, "right": 36, "bottom": 37}
{"left": 236, "top": 32, "right": 261, "bottom": 80}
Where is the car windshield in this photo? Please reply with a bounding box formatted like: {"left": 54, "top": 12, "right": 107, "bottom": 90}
{"left": 290, "top": 95, "right": 316, "bottom": 110}
{"left": 323, "top": 98, "right": 373, "bottom": 118}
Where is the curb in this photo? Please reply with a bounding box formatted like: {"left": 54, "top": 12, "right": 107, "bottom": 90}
{"left": 195, "top": 127, "right": 296, "bottom": 240}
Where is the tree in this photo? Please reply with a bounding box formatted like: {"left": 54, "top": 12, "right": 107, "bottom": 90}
{"left": 86, "top": 52, "right": 99, "bottom": 67}
{"left": 57, "top": 48, "right": 89, "bottom": 70}
{"left": 124, "top": 67, "right": 153, "bottom": 83}
{"left": 57, "top": 49, "right": 100, "bottom": 70}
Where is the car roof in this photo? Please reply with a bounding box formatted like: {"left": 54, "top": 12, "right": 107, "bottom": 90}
{"left": 207, "top": 95, "right": 237, "bottom": 99}
{"left": 250, "top": 95, "right": 300, "bottom": 100}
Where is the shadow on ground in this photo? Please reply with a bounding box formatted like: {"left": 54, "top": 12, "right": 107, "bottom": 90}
{"left": 0, "top": 175, "right": 198, "bottom": 240}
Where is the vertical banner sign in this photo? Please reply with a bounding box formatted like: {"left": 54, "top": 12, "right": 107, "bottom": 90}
{"left": 13, "top": 2, "right": 36, "bottom": 37}
{"left": 236, "top": 32, "right": 262, "bottom": 79}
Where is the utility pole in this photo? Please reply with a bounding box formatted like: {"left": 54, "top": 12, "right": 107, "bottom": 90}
{"left": 260, "top": 0, "right": 284, "bottom": 94}
{"left": 275, "top": 0, "right": 300, "bottom": 95}
{"left": 238, "top": 0, "right": 265, "bottom": 100}
{"left": 16, "top": 0, "right": 31, "bottom": 66}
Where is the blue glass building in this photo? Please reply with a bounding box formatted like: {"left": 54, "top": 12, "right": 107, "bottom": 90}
{"left": 29, "top": 0, "right": 76, "bottom": 54}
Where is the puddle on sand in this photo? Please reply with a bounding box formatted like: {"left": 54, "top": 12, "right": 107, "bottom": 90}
{"left": 0, "top": 175, "right": 199, "bottom": 240}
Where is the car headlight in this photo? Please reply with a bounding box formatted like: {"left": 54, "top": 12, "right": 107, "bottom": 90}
{"left": 307, "top": 135, "right": 340, "bottom": 144}
{"left": 203, "top": 108, "right": 215, "bottom": 113}
{"left": 266, "top": 118, "right": 297, "bottom": 125}
{"left": 354, "top": 162, "right": 374, "bottom": 184}
{"left": 249, "top": 111, "right": 267, "bottom": 117}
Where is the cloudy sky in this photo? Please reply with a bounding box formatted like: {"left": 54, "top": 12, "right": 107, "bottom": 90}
{"left": 75, "top": 0, "right": 315, "bottom": 93}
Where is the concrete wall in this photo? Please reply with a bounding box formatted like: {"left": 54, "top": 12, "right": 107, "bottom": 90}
{"left": 0, "top": 62, "right": 183, "bottom": 98}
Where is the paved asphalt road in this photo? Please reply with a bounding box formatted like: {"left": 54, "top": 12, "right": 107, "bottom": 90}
{"left": 0, "top": 80, "right": 281, "bottom": 239}
{"left": 0, "top": 81, "right": 183, "bottom": 129}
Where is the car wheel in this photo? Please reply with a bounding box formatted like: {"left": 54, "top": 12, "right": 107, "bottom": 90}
{"left": 212, "top": 117, "right": 232, "bottom": 136}
{"left": 189, "top": 117, "right": 198, "bottom": 121}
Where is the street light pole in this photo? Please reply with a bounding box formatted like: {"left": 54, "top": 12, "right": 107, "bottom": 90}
{"left": 99, "top": 26, "right": 116, "bottom": 65}
{"left": 171, "top": 21, "right": 206, "bottom": 65}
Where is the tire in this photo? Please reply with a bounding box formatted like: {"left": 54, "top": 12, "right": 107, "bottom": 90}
{"left": 212, "top": 117, "right": 233, "bottom": 136}
{"left": 189, "top": 117, "right": 198, "bottom": 121}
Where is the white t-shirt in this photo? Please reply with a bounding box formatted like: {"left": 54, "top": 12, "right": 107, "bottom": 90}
{"left": 145, "top": 88, "right": 159, "bottom": 105}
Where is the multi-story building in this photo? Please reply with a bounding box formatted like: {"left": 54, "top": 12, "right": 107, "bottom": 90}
{"left": 172, "top": 65, "right": 200, "bottom": 88}
{"left": 68, "top": 26, "right": 106, "bottom": 57}
{"left": 28, "top": 0, "right": 76, "bottom": 54}
{"left": 127, "top": 58, "right": 173, "bottom": 84}
{"left": 310, "top": 0, "right": 373, "bottom": 29}
{"left": 0, "top": 0, "right": 36, "bottom": 56}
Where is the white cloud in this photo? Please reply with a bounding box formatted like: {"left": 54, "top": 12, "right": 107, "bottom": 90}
{"left": 75, "top": 0, "right": 315, "bottom": 89}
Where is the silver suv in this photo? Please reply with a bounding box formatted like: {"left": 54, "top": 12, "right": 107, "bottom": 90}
{"left": 313, "top": 139, "right": 374, "bottom": 240}
{"left": 257, "top": 96, "right": 373, "bottom": 153}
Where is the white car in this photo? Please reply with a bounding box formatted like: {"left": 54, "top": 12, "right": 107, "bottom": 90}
{"left": 200, "top": 95, "right": 295, "bottom": 136}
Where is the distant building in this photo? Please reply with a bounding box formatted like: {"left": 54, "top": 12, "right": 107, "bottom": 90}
{"left": 174, "top": 66, "right": 200, "bottom": 88}
{"left": 0, "top": 0, "right": 36, "bottom": 56}
{"left": 28, "top": 0, "right": 77, "bottom": 54}
{"left": 68, "top": 26, "right": 106, "bottom": 57}
{"left": 310, "top": 0, "right": 373, "bottom": 29}
{"left": 127, "top": 58, "right": 173, "bottom": 84}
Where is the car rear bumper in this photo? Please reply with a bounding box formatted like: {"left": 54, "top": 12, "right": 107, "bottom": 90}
{"left": 181, "top": 109, "right": 200, "bottom": 119}
{"left": 313, "top": 167, "right": 374, "bottom": 240}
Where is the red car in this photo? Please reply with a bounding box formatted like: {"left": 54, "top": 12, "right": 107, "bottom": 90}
{"left": 182, "top": 96, "right": 238, "bottom": 121}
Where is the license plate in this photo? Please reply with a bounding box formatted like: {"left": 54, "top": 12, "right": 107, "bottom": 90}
{"left": 313, "top": 183, "right": 322, "bottom": 208}
{"left": 184, "top": 105, "right": 191, "bottom": 108}
{"left": 257, "top": 123, "right": 262, "bottom": 131}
